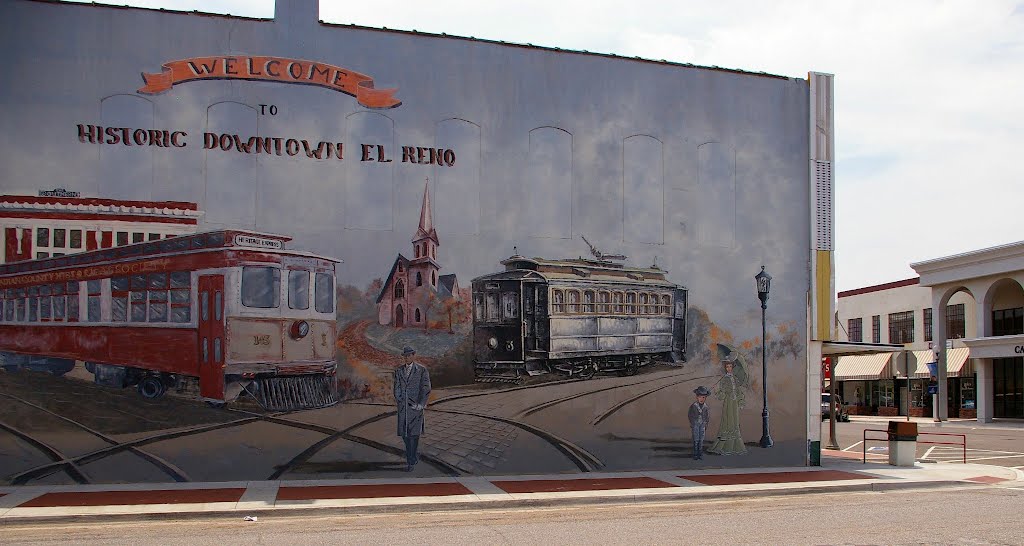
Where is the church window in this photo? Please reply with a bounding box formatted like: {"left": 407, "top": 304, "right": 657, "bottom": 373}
{"left": 414, "top": 246, "right": 420, "bottom": 258}
{"left": 415, "top": 308, "right": 422, "bottom": 322}
{"left": 416, "top": 272, "right": 423, "bottom": 287}
{"left": 432, "top": 271, "right": 436, "bottom": 286}
{"left": 431, "top": 246, "right": 435, "bottom": 259}
{"left": 395, "top": 280, "right": 405, "bottom": 299}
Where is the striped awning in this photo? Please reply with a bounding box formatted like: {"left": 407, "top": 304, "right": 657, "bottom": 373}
{"left": 833, "top": 352, "right": 894, "bottom": 381}
{"left": 907, "top": 348, "right": 971, "bottom": 378}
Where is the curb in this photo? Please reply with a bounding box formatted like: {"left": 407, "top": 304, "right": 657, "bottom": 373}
{"left": 0, "top": 479, "right": 978, "bottom": 527}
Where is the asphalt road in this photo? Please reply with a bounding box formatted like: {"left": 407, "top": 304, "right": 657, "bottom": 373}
{"left": 821, "top": 418, "right": 1024, "bottom": 468}
{"left": 2, "top": 485, "right": 1022, "bottom": 545}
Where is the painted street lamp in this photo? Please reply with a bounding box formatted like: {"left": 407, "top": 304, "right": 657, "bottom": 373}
{"left": 756, "top": 266, "right": 774, "bottom": 448}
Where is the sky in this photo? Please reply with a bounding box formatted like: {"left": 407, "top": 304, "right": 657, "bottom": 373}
{"left": 66, "top": 0, "right": 1024, "bottom": 292}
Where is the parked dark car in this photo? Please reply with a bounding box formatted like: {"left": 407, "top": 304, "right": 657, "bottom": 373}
{"left": 821, "top": 393, "right": 850, "bottom": 422}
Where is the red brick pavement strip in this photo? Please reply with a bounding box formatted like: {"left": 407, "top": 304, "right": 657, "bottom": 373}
{"left": 19, "top": 488, "right": 246, "bottom": 507}
{"left": 276, "top": 482, "right": 472, "bottom": 501}
{"left": 491, "top": 477, "right": 676, "bottom": 494}
{"left": 677, "top": 470, "right": 873, "bottom": 486}
{"left": 965, "top": 475, "right": 1010, "bottom": 484}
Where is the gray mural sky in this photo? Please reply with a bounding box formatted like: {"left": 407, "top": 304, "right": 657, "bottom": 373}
{"left": 60, "top": 0, "right": 1024, "bottom": 292}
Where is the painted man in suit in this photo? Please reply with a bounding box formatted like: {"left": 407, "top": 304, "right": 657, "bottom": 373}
{"left": 689, "top": 385, "right": 711, "bottom": 460}
{"left": 394, "top": 346, "right": 431, "bottom": 472}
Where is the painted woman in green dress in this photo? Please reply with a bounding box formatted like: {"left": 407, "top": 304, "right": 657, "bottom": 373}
{"left": 708, "top": 356, "right": 747, "bottom": 455}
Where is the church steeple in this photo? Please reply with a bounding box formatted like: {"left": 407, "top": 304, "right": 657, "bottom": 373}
{"left": 412, "top": 179, "right": 439, "bottom": 261}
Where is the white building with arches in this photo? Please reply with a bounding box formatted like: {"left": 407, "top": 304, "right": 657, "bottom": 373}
{"left": 912, "top": 241, "right": 1024, "bottom": 421}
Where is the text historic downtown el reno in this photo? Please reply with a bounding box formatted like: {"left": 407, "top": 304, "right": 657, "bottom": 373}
{"left": 75, "top": 124, "right": 457, "bottom": 166}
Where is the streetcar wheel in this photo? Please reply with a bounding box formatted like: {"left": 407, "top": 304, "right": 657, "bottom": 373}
{"left": 137, "top": 376, "right": 166, "bottom": 399}
{"left": 578, "top": 364, "right": 596, "bottom": 380}
{"left": 625, "top": 360, "right": 639, "bottom": 376}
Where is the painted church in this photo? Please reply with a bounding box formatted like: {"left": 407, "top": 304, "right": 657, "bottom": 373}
{"left": 376, "top": 181, "right": 459, "bottom": 327}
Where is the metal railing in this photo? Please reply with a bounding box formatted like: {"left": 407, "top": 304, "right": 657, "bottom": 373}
{"left": 862, "top": 429, "right": 967, "bottom": 464}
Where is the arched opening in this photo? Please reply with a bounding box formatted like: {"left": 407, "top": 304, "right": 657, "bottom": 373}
{"left": 414, "top": 308, "right": 422, "bottom": 323}
{"left": 394, "top": 280, "right": 405, "bottom": 299}
{"left": 394, "top": 304, "right": 405, "bottom": 327}
{"left": 416, "top": 272, "right": 422, "bottom": 287}
{"left": 431, "top": 271, "right": 436, "bottom": 287}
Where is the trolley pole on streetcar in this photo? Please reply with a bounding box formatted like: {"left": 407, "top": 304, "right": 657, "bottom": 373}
{"left": 756, "top": 266, "right": 773, "bottom": 448}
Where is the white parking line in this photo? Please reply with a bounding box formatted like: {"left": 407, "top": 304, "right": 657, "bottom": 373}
{"left": 921, "top": 446, "right": 936, "bottom": 460}
{"left": 940, "top": 455, "right": 1024, "bottom": 463}
{"left": 842, "top": 440, "right": 863, "bottom": 452}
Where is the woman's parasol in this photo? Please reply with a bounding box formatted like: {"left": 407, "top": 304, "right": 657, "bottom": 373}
{"left": 716, "top": 343, "right": 751, "bottom": 388}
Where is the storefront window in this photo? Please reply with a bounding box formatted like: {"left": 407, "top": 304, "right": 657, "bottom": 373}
{"left": 960, "top": 378, "right": 975, "bottom": 409}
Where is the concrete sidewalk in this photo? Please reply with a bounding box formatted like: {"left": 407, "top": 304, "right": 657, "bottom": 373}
{"left": 2, "top": 454, "right": 1021, "bottom": 525}
{"left": 846, "top": 415, "right": 1024, "bottom": 430}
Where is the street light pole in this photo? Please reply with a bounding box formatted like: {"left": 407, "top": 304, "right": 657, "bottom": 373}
{"left": 756, "top": 266, "right": 773, "bottom": 448}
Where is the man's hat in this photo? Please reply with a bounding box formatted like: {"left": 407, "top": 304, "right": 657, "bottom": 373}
{"left": 402, "top": 346, "right": 416, "bottom": 356}
{"left": 694, "top": 385, "right": 711, "bottom": 396}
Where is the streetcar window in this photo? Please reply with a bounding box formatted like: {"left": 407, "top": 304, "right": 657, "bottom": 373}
{"left": 130, "top": 291, "right": 146, "bottom": 322}
{"left": 315, "top": 273, "right": 334, "bottom": 313}
{"left": 16, "top": 291, "right": 26, "bottom": 322}
{"left": 625, "top": 292, "right": 637, "bottom": 315}
{"left": 170, "top": 272, "right": 191, "bottom": 323}
{"left": 288, "top": 270, "right": 310, "bottom": 310}
{"left": 87, "top": 280, "right": 102, "bottom": 322}
{"left": 473, "top": 294, "right": 484, "bottom": 321}
{"left": 613, "top": 292, "right": 624, "bottom": 314}
{"left": 598, "top": 291, "right": 610, "bottom": 314}
{"left": 4, "top": 290, "right": 14, "bottom": 322}
{"left": 149, "top": 289, "right": 168, "bottom": 322}
{"left": 215, "top": 291, "right": 222, "bottom": 321}
{"left": 567, "top": 290, "right": 580, "bottom": 314}
{"left": 551, "top": 289, "right": 564, "bottom": 314}
{"left": 53, "top": 290, "right": 65, "bottom": 320}
{"left": 486, "top": 292, "right": 499, "bottom": 321}
{"left": 53, "top": 229, "right": 66, "bottom": 248}
{"left": 502, "top": 292, "right": 518, "bottom": 319}
{"left": 660, "top": 294, "right": 671, "bottom": 315}
{"left": 70, "top": 230, "right": 82, "bottom": 249}
{"left": 148, "top": 233, "right": 160, "bottom": 241}
{"left": 66, "top": 284, "right": 79, "bottom": 322}
{"left": 40, "top": 285, "right": 51, "bottom": 320}
{"left": 36, "top": 228, "right": 49, "bottom": 248}
{"left": 36, "top": 252, "right": 49, "bottom": 260}
{"left": 241, "top": 266, "right": 280, "bottom": 308}
{"left": 111, "top": 296, "right": 127, "bottom": 321}
{"left": 116, "top": 232, "right": 128, "bottom": 246}
{"left": 583, "top": 291, "right": 595, "bottom": 314}
{"left": 132, "top": 233, "right": 144, "bottom": 244}
{"left": 639, "top": 293, "right": 649, "bottom": 315}
{"left": 28, "top": 294, "right": 38, "bottom": 322}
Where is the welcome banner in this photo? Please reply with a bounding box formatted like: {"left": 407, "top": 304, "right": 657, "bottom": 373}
{"left": 138, "top": 56, "right": 401, "bottom": 109}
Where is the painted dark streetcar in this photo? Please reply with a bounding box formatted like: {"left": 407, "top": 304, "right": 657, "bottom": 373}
{"left": 472, "top": 254, "right": 687, "bottom": 382}
{"left": 0, "top": 230, "right": 341, "bottom": 411}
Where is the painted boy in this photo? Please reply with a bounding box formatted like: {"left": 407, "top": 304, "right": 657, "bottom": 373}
{"left": 689, "top": 385, "right": 711, "bottom": 460}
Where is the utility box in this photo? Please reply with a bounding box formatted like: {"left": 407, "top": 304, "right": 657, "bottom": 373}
{"left": 887, "top": 421, "right": 918, "bottom": 467}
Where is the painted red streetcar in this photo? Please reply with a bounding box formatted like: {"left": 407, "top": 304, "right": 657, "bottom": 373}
{"left": 0, "top": 230, "right": 341, "bottom": 411}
